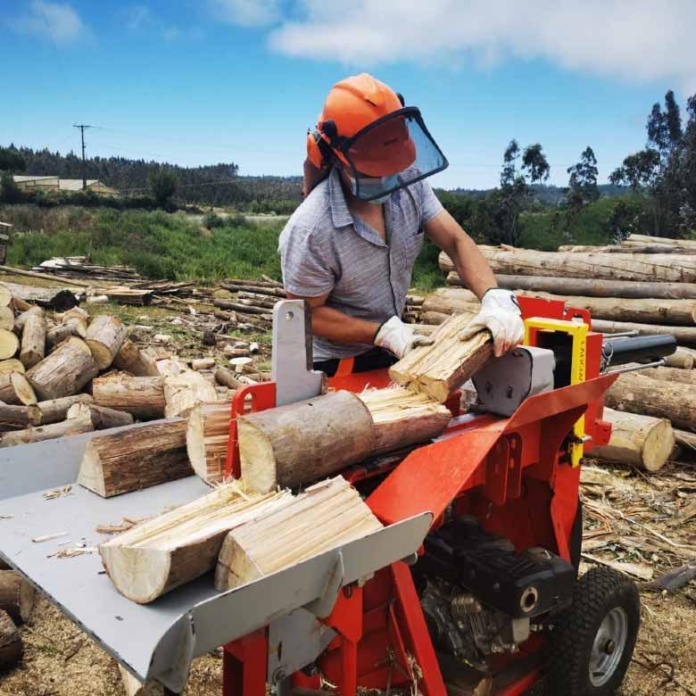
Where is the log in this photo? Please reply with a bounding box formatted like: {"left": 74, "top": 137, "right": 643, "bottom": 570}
{"left": 92, "top": 373, "right": 166, "bottom": 420}
{"left": 186, "top": 402, "right": 231, "bottom": 484}
{"left": 118, "top": 665, "right": 164, "bottom": 696}
{"left": 590, "top": 319, "right": 696, "bottom": 346}
{"left": 0, "top": 403, "right": 41, "bottom": 430}
{"left": 590, "top": 408, "right": 674, "bottom": 472}
{"left": 238, "top": 391, "right": 374, "bottom": 494}
{"left": 13, "top": 306, "right": 42, "bottom": 333}
{"left": 664, "top": 347, "right": 695, "bottom": 369}
{"left": 67, "top": 402, "right": 135, "bottom": 429}
{"left": 213, "top": 299, "right": 272, "bottom": 315}
{"left": 99, "top": 483, "right": 291, "bottom": 603}
{"left": 605, "top": 373, "right": 696, "bottom": 431}
{"left": 215, "top": 477, "right": 382, "bottom": 591}
{"left": 214, "top": 367, "right": 242, "bottom": 390}
{"left": 113, "top": 339, "right": 159, "bottom": 377}
{"left": 26, "top": 337, "right": 99, "bottom": 400}
{"left": 85, "top": 314, "right": 128, "bottom": 370}
{"left": 624, "top": 234, "right": 696, "bottom": 248}
{"left": 673, "top": 428, "right": 696, "bottom": 454}
{"left": 46, "top": 322, "right": 82, "bottom": 348}
{"left": 37, "top": 394, "right": 94, "bottom": 425}
{"left": 636, "top": 365, "right": 696, "bottom": 386}
{"left": 0, "top": 329, "right": 19, "bottom": 361}
{"left": 357, "top": 386, "right": 451, "bottom": 455}
{"left": 0, "top": 570, "right": 35, "bottom": 625}
{"left": 0, "top": 307, "right": 14, "bottom": 332}
{"left": 19, "top": 310, "right": 46, "bottom": 368}
{"left": 78, "top": 419, "right": 191, "bottom": 497}
{"left": 0, "top": 372, "right": 37, "bottom": 405}
{"left": 0, "top": 359, "right": 24, "bottom": 376}
{"left": 59, "top": 306, "right": 89, "bottom": 338}
{"left": 0, "top": 285, "right": 11, "bottom": 308}
{"left": 439, "top": 249, "right": 696, "bottom": 283}
{"left": 163, "top": 371, "right": 217, "bottom": 418}
{"left": 390, "top": 313, "right": 493, "bottom": 403}
{"left": 0, "top": 413, "right": 94, "bottom": 448}
{"left": 0, "top": 610, "right": 22, "bottom": 672}
{"left": 421, "top": 310, "right": 450, "bottom": 325}
{"left": 446, "top": 271, "right": 696, "bottom": 300}
{"left": 103, "top": 288, "right": 153, "bottom": 306}
{"left": 191, "top": 358, "right": 215, "bottom": 371}
{"left": 558, "top": 243, "right": 696, "bottom": 254}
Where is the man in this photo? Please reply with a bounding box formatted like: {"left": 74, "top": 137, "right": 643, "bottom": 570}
{"left": 279, "top": 73, "right": 524, "bottom": 376}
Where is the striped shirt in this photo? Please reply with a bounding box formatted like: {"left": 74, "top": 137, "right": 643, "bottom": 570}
{"left": 278, "top": 167, "right": 443, "bottom": 360}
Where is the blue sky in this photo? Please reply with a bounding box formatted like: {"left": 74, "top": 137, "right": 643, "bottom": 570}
{"left": 1, "top": 0, "right": 694, "bottom": 190}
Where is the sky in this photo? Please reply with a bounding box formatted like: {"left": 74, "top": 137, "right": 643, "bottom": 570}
{"left": 1, "top": 0, "right": 695, "bottom": 190}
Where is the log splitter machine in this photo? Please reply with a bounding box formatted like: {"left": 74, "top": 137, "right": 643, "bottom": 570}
{"left": 0, "top": 295, "right": 676, "bottom": 696}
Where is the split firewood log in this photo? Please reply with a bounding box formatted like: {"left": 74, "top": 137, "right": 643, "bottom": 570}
{"left": 25, "top": 337, "right": 99, "bottom": 400}
{"left": 0, "top": 570, "right": 36, "bottom": 625}
{"left": 91, "top": 373, "right": 165, "bottom": 420}
{"left": 590, "top": 408, "right": 675, "bottom": 472}
{"left": 186, "top": 402, "right": 231, "bottom": 484}
{"left": 215, "top": 477, "right": 382, "bottom": 591}
{"left": 78, "top": 419, "right": 190, "bottom": 497}
{"left": 214, "top": 367, "right": 242, "bottom": 390}
{"left": 390, "top": 313, "right": 493, "bottom": 403}
{"left": 13, "top": 306, "right": 42, "bottom": 333}
{"left": 238, "top": 391, "right": 374, "bottom": 494}
{"left": 113, "top": 339, "right": 159, "bottom": 377}
{"left": 0, "top": 372, "right": 37, "bottom": 405}
{"left": 37, "top": 394, "right": 94, "bottom": 425}
{"left": 85, "top": 315, "right": 128, "bottom": 370}
{"left": 664, "top": 347, "right": 695, "bottom": 369}
{"left": 0, "top": 403, "right": 41, "bottom": 430}
{"left": 163, "top": 371, "right": 217, "bottom": 418}
{"left": 99, "top": 483, "right": 291, "bottom": 603}
{"left": 19, "top": 309, "right": 46, "bottom": 369}
{"left": 0, "top": 610, "right": 22, "bottom": 672}
{"left": 0, "top": 359, "right": 24, "bottom": 376}
{"left": 59, "top": 307, "right": 89, "bottom": 338}
{"left": 66, "top": 402, "right": 134, "bottom": 430}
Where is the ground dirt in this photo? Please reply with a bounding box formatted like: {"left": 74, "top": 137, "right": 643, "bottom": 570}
{"left": 0, "top": 275, "right": 693, "bottom": 696}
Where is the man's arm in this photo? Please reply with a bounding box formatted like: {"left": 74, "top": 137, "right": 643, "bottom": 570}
{"left": 424, "top": 208, "right": 496, "bottom": 299}
{"left": 286, "top": 291, "right": 380, "bottom": 344}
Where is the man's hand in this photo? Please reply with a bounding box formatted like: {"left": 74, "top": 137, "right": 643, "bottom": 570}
{"left": 458, "top": 289, "right": 524, "bottom": 357}
{"left": 374, "top": 316, "right": 434, "bottom": 359}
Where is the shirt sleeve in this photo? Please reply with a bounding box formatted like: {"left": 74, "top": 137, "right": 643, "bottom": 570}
{"left": 417, "top": 178, "right": 444, "bottom": 224}
{"left": 279, "top": 222, "right": 336, "bottom": 298}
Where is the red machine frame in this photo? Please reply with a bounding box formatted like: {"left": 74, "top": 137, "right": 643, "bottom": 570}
{"left": 220, "top": 297, "right": 619, "bottom": 696}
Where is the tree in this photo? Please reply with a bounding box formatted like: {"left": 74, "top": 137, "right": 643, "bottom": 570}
{"left": 0, "top": 173, "right": 23, "bottom": 203}
{"left": 521, "top": 144, "right": 550, "bottom": 185}
{"left": 567, "top": 147, "right": 600, "bottom": 209}
{"left": 148, "top": 169, "right": 178, "bottom": 208}
{"left": 0, "top": 147, "right": 26, "bottom": 173}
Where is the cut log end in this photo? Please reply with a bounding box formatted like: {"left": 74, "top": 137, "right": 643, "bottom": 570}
{"left": 237, "top": 420, "right": 275, "bottom": 494}
{"left": 99, "top": 546, "right": 171, "bottom": 605}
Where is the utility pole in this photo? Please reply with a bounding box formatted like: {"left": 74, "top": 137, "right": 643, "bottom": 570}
{"left": 72, "top": 124, "right": 92, "bottom": 190}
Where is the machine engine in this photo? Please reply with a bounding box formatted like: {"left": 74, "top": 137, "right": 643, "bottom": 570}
{"left": 416, "top": 517, "right": 576, "bottom": 670}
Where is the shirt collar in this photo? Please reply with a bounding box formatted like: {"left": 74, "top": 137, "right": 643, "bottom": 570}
{"left": 328, "top": 167, "right": 354, "bottom": 230}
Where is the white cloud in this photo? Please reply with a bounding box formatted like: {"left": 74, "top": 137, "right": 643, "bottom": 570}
{"left": 267, "top": 0, "right": 696, "bottom": 91}
{"left": 124, "top": 4, "right": 192, "bottom": 42}
{"left": 10, "top": 0, "right": 86, "bottom": 44}
{"left": 209, "top": 0, "right": 281, "bottom": 27}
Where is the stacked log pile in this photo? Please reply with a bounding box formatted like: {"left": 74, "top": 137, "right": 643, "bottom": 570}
{"left": 0, "top": 570, "right": 34, "bottom": 670}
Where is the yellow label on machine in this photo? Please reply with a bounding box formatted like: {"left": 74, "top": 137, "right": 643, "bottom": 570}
{"left": 523, "top": 318, "right": 589, "bottom": 467}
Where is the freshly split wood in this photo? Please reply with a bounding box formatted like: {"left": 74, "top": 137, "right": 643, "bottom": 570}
{"left": 215, "top": 477, "right": 382, "bottom": 591}
{"left": 186, "top": 402, "right": 232, "bottom": 484}
{"left": 85, "top": 314, "right": 128, "bottom": 370}
{"left": 99, "top": 483, "right": 291, "bottom": 603}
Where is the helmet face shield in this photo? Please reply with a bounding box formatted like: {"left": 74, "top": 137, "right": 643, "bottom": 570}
{"left": 336, "top": 107, "right": 448, "bottom": 201}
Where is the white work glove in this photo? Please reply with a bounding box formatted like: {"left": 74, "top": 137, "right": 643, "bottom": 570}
{"left": 374, "top": 316, "right": 434, "bottom": 359}
{"left": 459, "top": 288, "right": 524, "bottom": 357}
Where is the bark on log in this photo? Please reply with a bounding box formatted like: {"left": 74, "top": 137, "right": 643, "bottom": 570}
{"left": 605, "top": 373, "right": 696, "bottom": 431}
{"left": 591, "top": 319, "right": 696, "bottom": 346}
{"left": 213, "top": 299, "right": 272, "bottom": 315}
{"left": 59, "top": 307, "right": 89, "bottom": 338}
{"left": 673, "top": 429, "right": 696, "bottom": 455}
{"left": 0, "top": 330, "right": 19, "bottom": 361}
{"left": 0, "top": 403, "right": 41, "bottom": 430}
{"left": 91, "top": 374, "right": 166, "bottom": 420}
{"left": 13, "top": 306, "right": 42, "bottom": 333}
{"left": 238, "top": 391, "right": 374, "bottom": 494}
{"left": 163, "top": 371, "right": 217, "bottom": 418}
{"left": 664, "top": 347, "right": 695, "bottom": 369}
{"left": 37, "top": 394, "right": 94, "bottom": 425}
{"left": 113, "top": 339, "right": 159, "bottom": 377}
{"left": 0, "top": 307, "right": 14, "bottom": 332}
{"left": 421, "top": 311, "right": 450, "bottom": 325}
{"left": 624, "top": 234, "right": 696, "bottom": 248}
{"left": 390, "top": 313, "right": 493, "bottom": 403}
{"left": 186, "top": 402, "right": 231, "bottom": 484}
{"left": 19, "top": 310, "right": 46, "bottom": 368}
{"left": 0, "top": 372, "right": 37, "bottom": 405}
{"left": 191, "top": 358, "right": 215, "bottom": 371}
{"left": 215, "top": 477, "right": 382, "bottom": 591}
{"left": 439, "top": 249, "right": 696, "bottom": 283}
{"left": 26, "top": 337, "right": 99, "bottom": 400}
{"left": 0, "top": 571, "right": 35, "bottom": 625}
{"left": 78, "top": 419, "right": 191, "bottom": 497}
{"left": 214, "top": 367, "right": 242, "bottom": 390}
{"left": 67, "top": 402, "right": 134, "bottom": 430}
{"left": 0, "top": 285, "right": 11, "bottom": 309}
{"left": 357, "top": 386, "right": 451, "bottom": 455}
{"left": 450, "top": 273, "right": 696, "bottom": 300}
{"left": 636, "top": 365, "right": 696, "bottom": 386}
{"left": 85, "top": 315, "right": 128, "bottom": 370}
{"left": 0, "top": 413, "right": 94, "bottom": 448}
{"left": 0, "top": 360, "right": 24, "bottom": 376}
{"left": 99, "top": 484, "right": 290, "bottom": 603}
{"left": 0, "top": 610, "right": 22, "bottom": 672}
{"left": 590, "top": 408, "right": 674, "bottom": 472}
{"left": 558, "top": 243, "right": 696, "bottom": 254}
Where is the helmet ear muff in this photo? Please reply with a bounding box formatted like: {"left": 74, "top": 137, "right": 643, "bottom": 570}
{"left": 306, "top": 127, "right": 335, "bottom": 169}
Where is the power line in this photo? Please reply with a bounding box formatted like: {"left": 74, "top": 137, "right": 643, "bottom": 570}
{"left": 72, "top": 124, "right": 92, "bottom": 190}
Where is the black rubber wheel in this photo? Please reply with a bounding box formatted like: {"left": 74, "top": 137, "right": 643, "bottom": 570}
{"left": 546, "top": 567, "right": 640, "bottom": 695}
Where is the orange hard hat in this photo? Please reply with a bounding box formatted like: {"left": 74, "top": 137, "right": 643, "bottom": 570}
{"left": 307, "top": 73, "right": 416, "bottom": 177}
